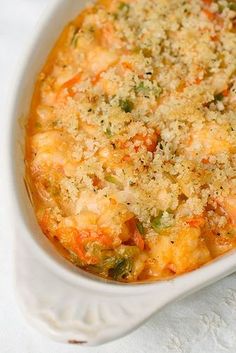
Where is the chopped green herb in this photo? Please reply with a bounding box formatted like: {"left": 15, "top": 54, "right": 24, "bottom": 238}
{"left": 112, "top": 12, "right": 119, "bottom": 20}
{"left": 87, "top": 246, "right": 138, "bottom": 278}
{"left": 70, "top": 251, "right": 83, "bottom": 267}
{"left": 228, "top": 2, "right": 236, "bottom": 11}
{"left": 87, "top": 254, "right": 118, "bottom": 276}
{"left": 117, "top": 245, "right": 140, "bottom": 258}
{"left": 135, "top": 82, "right": 151, "bottom": 95}
{"left": 71, "top": 27, "right": 79, "bottom": 47}
{"left": 119, "top": 99, "right": 134, "bottom": 113}
{"left": 151, "top": 212, "right": 164, "bottom": 232}
{"left": 137, "top": 221, "right": 145, "bottom": 235}
{"left": 105, "top": 174, "right": 122, "bottom": 187}
{"left": 88, "top": 26, "right": 95, "bottom": 33}
{"left": 52, "top": 120, "right": 59, "bottom": 127}
{"left": 135, "top": 82, "right": 162, "bottom": 98}
{"left": 133, "top": 47, "right": 142, "bottom": 54}
{"left": 35, "top": 122, "right": 42, "bottom": 129}
{"left": 154, "top": 86, "right": 163, "bottom": 97}
{"left": 52, "top": 189, "right": 60, "bottom": 197}
{"left": 214, "top": 93, "right": 224, "bottom": 101}
{"left": 109, "top": 258, "right": 132, "bottom": 280}
{"left": 105, "top": 127, "right": 112, "bottom": 137}
{"left": 119, "top": 2, "right": 130, "bottom": 13}
{"left": 218, "top": 4, "right": 225, "bottom": 13}
{"left": 226, "top": 229, "right": 236, "bottom": 238}
{"left": 142, "top": 48, "right": 152, "bottom": 58}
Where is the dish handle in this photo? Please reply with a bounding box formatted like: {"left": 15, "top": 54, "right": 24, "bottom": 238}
{"left": 15, "top": 237, "right": 172, "bottom": 346}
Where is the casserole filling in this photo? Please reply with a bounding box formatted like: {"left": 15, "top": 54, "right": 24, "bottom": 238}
{"left": 25, "top": 0, "right": 236, "bottom": 282}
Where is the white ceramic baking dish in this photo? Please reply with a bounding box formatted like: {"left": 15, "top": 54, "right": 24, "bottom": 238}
{"left": 7, "top": 0, "right": 236, "bottom": 346}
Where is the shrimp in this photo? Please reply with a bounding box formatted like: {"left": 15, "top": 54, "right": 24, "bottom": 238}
{"left": 185, "top": 122, "right": 232, "bottom": 158}
{"left": 85, "top": 46, "right": 118, "bottom": 76}
{"left": 30, "top": 131, "right": 73, "bottom": 174}
{"left": 147, "top": 226, "right": 211, "bottom": 277}
{"left": 223, "top": 196, "right": 236, "bottom": 226}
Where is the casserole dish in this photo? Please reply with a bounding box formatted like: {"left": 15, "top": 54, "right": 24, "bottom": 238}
{"left": 7, "top": 0, "right": 236, "bottom": 346}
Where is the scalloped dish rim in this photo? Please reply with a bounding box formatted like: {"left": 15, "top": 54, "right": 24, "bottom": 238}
{"left": 7, "top": 0, "right": 236, "bottom": 297}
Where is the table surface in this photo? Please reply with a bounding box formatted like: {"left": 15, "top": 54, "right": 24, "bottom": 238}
{"left": 1, "top": 1, "right": 236, "bottom": 352}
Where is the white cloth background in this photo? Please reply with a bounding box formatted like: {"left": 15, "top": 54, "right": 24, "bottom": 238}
{"left": 0, "top": 1, "right": 236, "bottom": 352}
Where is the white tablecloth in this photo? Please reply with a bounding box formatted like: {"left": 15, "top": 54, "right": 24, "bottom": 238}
{"left": 1, "top": 1, "right": 236, "bottom": 352}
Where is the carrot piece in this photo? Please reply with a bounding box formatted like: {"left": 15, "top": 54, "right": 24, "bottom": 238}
{"left": 222, "top": 88, "right": 229, "bottom": 97}
{"left": 222, "top": 197, "right": 236, "bottom": 226}
{"left": 133, "top": 131, "right": 159, "bottom": 153}
{"left": 133, "top": 229, "right": 145, "bottom": 250}
{"left": 186, "top": 216, "right": 205, "bottom": 228}
{"left": 96, "top": 232, "right": 114, "bottom": 247}
{"left": 177, "top": 81, "right": 187, "bottom": 92}
{"left": 92, "top": 175, "right": 103, "bottom": 188}
{"left": 195, "top": 77, "right": 202, "bottom": 85}
{"left": 120, "top": 131, "right": 160, "bottom": 156}
{"left": 91, "top": 59, "right": 119, "bottom": 85}
{"left": 122, "top": 62, "right": 134, "bottom": 71}
{"left": 61, "top": 73, "right": 81, "bottom": 90}
{"left": 126, "top": 218, "right": 145, "bottom": 250}
{"left": 91, "top": 68, "right": 111, "bottom": 85}
{"left": 203, "top": 9, "right": 216, "bottom": 21}
{"left": 210, "top": 34, "right": 219, "bottom": 41}
{"left": 202, "top": 0, "right": 212, "bottom": 5}
{"left": 122, "top": 155, "right": 132, "bottom": 162}
{"left": 57, "top": 73, "right": 82, "bottom": 98}
{"left": 56, "top": 227, "right": 90, "bottom": 262}
{"left": 202, "top": 158, "right": 209, "bottom": 164}
{"left": 91, "top": 71, "right": 103, "bottom": 85}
